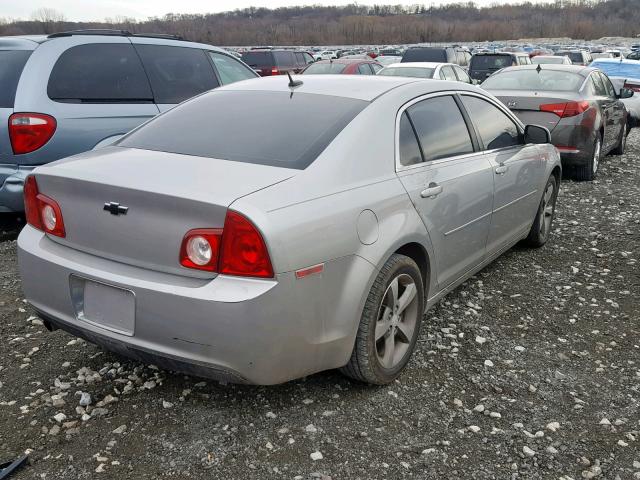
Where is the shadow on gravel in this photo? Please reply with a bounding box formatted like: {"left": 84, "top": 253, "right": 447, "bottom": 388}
{"left": 0, "top": 213, "right": 24, "bottom": 242}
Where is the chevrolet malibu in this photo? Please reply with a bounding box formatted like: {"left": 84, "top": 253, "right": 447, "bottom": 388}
{"left": 18, "top": 75, "right": 562, "bottom": 385}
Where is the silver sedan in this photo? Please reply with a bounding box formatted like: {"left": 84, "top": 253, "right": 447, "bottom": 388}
{"left": 18, "top": 75, "right": 562, "bottom": 385}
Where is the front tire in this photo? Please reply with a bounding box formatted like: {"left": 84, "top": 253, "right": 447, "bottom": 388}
{"left": 573, "top": 133, "right": 601, "bottom": 181}
{"left": 340, "top": 254, "right": 424, "bottom": 385}
{"left": 525, "top": 174, "right": 558, "bottom": 248}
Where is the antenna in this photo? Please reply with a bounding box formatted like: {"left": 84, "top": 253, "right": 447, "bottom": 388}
{"left": 536, "top": 63, "right": 542, "bottom": 74}
{"left": 287, "top": 71, "right": 303, "bottom": 88}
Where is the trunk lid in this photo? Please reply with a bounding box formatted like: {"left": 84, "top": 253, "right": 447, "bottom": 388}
{"left": 35, "top": 147, "right": 295, "bottom": 277}
{"left": 490, "top": 90, "right": 583, "bottom": 131}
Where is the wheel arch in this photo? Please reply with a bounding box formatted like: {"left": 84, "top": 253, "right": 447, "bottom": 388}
{"left": 394, "top": 242, "right": 432, "bottom": 299}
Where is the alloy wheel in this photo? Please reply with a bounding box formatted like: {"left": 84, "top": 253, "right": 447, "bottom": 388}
{"left": 375, "top": 273, "right": 419, "bottom": 369}
{"left": 539, "top": 180, "right": 555, "bottom": 238}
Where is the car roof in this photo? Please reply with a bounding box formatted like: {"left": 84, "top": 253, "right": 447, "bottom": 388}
{"left": 383, "top": 62, "right": 452, "bottom": 69}
{"left": 313, "top": 58, "right": 374, "bottom": 64}
{"left": 591, "top": 58, "right": 640, "bottom": 65}
{"left": 0, "top": 33, "right": 227, "bottom": 53}
{"left": 500, "top": 64, "right": 594, "bottom": 76}
{"left": 218, "top": 74, "right": 472, "bottom": 102}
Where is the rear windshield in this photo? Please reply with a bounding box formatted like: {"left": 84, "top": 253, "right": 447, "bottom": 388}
{"left": 378, "top": 67, "right": 434, "bottom": 78}
{"left": 118, "top": 90, "right": 367, "bottom": 169}
{"left": 471, "top": 55, "right": 512, "bottom": 70}
{"left": 0, "top": 50, "right": 32, "bottom": 108}
{"left": 558, "top": 52, "right": 583, "bottom": 63}
{"left": 532, "top": 56, "right": 564, "bottom": 64}
{"left": 241, "top": 51, "right": 272, "bottom": 67}
{"left": 303, "top": 62, "right": 348, "bottom": 74}
{"left": 402, "top": 49, "right": 446, "bottom": 63}
{"left": 482, "top": 69, "right": 584, "bottom": 92}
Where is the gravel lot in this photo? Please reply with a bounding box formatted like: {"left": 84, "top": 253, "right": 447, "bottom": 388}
{"left": 1, "top": 133, "right": 639, "bottom": 480}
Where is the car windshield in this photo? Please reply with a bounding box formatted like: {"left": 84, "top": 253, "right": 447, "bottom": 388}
{"left": 378, "top": 67, "right": 434, "bottom": 78}
{"left": 472, "top": 55, "right": 512, "bottom": 69}
{"left": 591, "top": 61, "right": 640, "bottom": 80}
{"left": 118, "top": 90, "right": 367, "bottom": 170}
{"left": 303, "top": 62, "right": 348, "bottom": 74}
{"left": 482, "top": 69, "right": 584, "bottom": 91}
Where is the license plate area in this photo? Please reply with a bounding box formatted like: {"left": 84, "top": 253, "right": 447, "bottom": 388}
{"left": 70, "top": 275, "right": 135, "bottom": 336}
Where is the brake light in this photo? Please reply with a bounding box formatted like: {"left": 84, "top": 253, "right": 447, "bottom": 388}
{"left": 540, "top": 101, "right": 589, "bottom": 118}
{"left": 271, "top": 67, "right": 279, "bottom": 75}
{"left": 624, "top": 82, "right": 640, "bottom": 92}
{"left": 9, "top": 113, "right": 57, "bottom": 154}
{"left": 180, "top": 211, "right": 273, "bottom": 278}
{"left": 23, "top": 175, "right": 65, "bottom": 237}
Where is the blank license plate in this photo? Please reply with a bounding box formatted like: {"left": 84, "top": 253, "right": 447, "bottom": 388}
{"left": 71, "top": 276, "right": 135, "bottom": 336}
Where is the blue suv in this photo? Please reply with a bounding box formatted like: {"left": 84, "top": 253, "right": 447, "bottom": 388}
{"left": 0, "top": 30, "right": 258, "bottom": 212}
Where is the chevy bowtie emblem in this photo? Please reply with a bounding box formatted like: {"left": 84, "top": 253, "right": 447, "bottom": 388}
{"left": 103, "top": 202, "right": 129, "bottom": 216}
{"left": 507, "top": 101, "right": 517, "bottom": 108}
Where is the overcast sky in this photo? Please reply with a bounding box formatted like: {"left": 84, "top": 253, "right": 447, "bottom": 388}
{"left": 2, "top": 0, "right": 508, "bottom": 22}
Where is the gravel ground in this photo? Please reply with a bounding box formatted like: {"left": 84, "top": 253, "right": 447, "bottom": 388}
{"left": 1, "top": 133, "right": 639, "bottom": 480}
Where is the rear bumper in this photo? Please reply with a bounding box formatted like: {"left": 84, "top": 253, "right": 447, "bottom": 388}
{"left": 18, "top": 226, "right": 373, "bottom": 384}
{"left": 0, "top": 165, "right": 34, "bottom": 213}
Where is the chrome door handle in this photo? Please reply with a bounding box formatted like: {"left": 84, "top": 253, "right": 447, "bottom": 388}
{"left": 495, "top": 164, "right": 509, "bottom": 175}
{"left": 421, "top": 183, "right": 443, "bottom": 198}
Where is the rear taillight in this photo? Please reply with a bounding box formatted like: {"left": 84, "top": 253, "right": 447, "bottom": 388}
{"left": 540, "top": 101, "right": 590, "bottom": 118}
{"left": 9, "top": 113, "right": 57, "bottom": 154}
{"left": 23, "top": 175, "right": 65, "bottom": 237}
{"left": 624, "top": 82, "right": 640, "bottom": 93}
{"left": 270, "top": 67, "right": 279, "bottom": 75}
{"left": 180, "top": 211, "right": 273, "bottom": 278}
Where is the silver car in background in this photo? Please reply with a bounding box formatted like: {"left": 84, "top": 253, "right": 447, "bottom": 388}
{"left": 377, "top": 62, "right": 473, "bottom": 84}
{"left": 18, "top": 76, "right": 561, "bottom": 385}
{"left": 482, "top": 64, "right": 631, "bottom": 180}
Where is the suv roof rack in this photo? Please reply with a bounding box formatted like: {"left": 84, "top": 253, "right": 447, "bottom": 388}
{"left": 47, "top": 29, "right": 185, "bottom": 41}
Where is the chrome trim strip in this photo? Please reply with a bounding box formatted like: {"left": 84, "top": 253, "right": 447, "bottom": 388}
{"left": 492, "top": 189, "right": 538, "bottom": 214}
{"left": 444, "top": 211, "right": 492, "bottom": 236}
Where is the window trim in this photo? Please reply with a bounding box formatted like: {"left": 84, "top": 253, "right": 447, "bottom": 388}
{"left": 395, "top": 91, "right": 482, "bottom": 172}
{"left": 395, "top": 90, "right": 528, "bottom": 172}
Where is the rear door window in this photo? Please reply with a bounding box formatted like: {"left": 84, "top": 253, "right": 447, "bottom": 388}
{"left": 208, "top": 51, "right": 256, "bottom": 85}
{"left": 118, "top": 91, "right": 367, "bottom": 170}
{"left": 406, "top": 95, "right": 474, "bottom": 161}
{"left": 48, "top": 43, "right": 152, "bottom": 103}
{"left": 357, "top": 64, "right": 373, "bottom": 75}
{"left": 135, "top": 44, "right": 218, "bottom": 104}
{"left": 0, "top": 50, "right": 31, "bottom": 107}
{"left": 440, "top": 66, "right": 457, "bottom": 81}
{"left": 460, "top": 95, "right": 521, "bottom": 150}
{"left": 274, "top": 51, "right": 295, "bottom": 68}
{"left": 591, "top": 73, "right": 607, "bottom": 96}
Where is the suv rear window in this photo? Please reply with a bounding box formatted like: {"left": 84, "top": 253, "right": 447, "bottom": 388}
{"left": 401, "top": 48, "right": 447, "bottom": 63}
{"left": 273, "top": 51, "right": 295, "bottom": 67}
{"left": 471, "top": 55, "right": 513, "bottom": 70}
{"left": 241, "top": 51, "right": 272, "bottom": 68}
{"left": 118, "top": 91, "right": 367, "bottom": 169}
{"left": 48, "top": 43, "right": 152, "bottom": 103}
{"left": 134, "top": 44, "right": 218, "bottom": 104}
{"left": 0, "top": 50, "right": 31, "bottom": 108}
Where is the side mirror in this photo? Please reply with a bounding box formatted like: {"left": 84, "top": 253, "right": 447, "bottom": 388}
{"left": 619, "top": 87, "right": 634, "bottom": 99}
{"left": 524, "top": 124, "right": 551, "bottom": 144}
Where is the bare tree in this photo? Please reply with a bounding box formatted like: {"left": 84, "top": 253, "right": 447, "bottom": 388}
{"left": 31, "top": 8, "right": 66, "bottom": 34}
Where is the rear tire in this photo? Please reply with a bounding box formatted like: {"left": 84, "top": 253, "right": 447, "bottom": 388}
{"left": 340, "top": 254, "right": 424, "bottom": 385}
{"left": 610, "top": 124, "right": 627, "bottom": 155}
{"left": 573, "top": 133, "right": 601, "bottom": 181}
{"left": 525, "top": 175, "right": 558, "bottom": 248}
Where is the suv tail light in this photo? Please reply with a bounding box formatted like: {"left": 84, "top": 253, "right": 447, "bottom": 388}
{"left": 9, "top": 113, "right": 57, "bottom": 154}
{"left": 540, "top": 101, "right": 589, "bottom": 118}
{"left": 180, "top": 211, "right": 273, "bottom": 278}
{"left": 270, "top": 67, "right": 280, "bottom": 75}
{"left": 23, "top": 175, "right": 66, "bottom": 237}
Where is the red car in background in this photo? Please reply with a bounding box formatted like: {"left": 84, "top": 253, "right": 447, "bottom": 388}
{"left": 301, "top": 58, "right": 383, "bottom": 75}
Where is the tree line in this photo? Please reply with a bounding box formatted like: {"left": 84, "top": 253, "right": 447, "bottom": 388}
{"left": 1, "top": 1, "right": 638, "bottom": 45}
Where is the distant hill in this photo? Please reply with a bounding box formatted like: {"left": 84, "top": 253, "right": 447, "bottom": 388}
{"left": 1, "top": 1, "right": 639, "bottom": 45}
